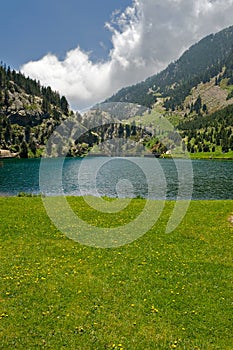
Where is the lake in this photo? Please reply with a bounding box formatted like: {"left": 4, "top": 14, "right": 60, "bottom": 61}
{"left": 0, "top": 157, "right": 232, "bottom": 200}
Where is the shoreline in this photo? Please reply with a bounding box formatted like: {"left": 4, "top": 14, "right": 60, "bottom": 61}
{"left": 1, "top": 154, "right": 233, "bottom": 161}
{"left": 0, "top": 194, "right": 232, "bottom": 201}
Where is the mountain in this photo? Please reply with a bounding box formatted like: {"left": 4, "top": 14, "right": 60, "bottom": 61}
{"left": 0, "top": 63, "right": 75, "bottom": 158}
{"left": 0, "top": 64, "right": 150, "bottom": 158}
{"left": 106, "top": 25, "right": 233, "bottom": 110}
{"left": 104, "top": 25, "right": 233, "bottom": 158}
{"left": 2, "top": 25, "right": 233, "bottom": 159}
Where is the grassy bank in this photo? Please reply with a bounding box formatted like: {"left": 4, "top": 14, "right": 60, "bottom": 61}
{"left": 0, "top": 197, "right": 233, "bottom": 349}
{"left": 189, "top": 150, "right": 233, "bottom": 160}
{"left": 162, "top": 149, "right": 233, "bottom": 160}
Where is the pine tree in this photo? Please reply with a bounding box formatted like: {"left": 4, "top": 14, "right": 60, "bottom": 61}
{"left": 19, "top": 140, "right": 28, "bottom": 158}
{"left": 60, "top": 96, "right": 69, "bottom": 115}
{"left": 25, "top": 125, "right": 31, "bottom": 143}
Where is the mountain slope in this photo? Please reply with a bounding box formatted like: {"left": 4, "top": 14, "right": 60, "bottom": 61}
{"left": 103, "top": 25, "right": 233, "bottom": 158}
{"left": 2, "top": 24, "right": 233, "bottom": 159}
{"left": 106, "top": 25, "right": 233, "bottom": 109}
{"left": 0, "top": 63, "right": 72, "bottom": 157}
{"left": 0, "top": 64, "right": 151, "bottom": 158}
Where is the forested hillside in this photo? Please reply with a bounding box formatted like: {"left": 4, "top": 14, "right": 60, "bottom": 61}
{"left": 0, "top": 63, "right": 71, "bottom": 157}
{"left": 178, "top": 104, "right": 233, "bottom": 154}
{"left": 2, "top": 25, "right": 233, "bottom": 159}
{"left": 106, "top": 25, "right": 233, "bottom": 110}
{"left": 0, "top": 64, "right": 151, "bottom": 158}
{"left": 104, "top": 25, "right": 233, "bottom": 158}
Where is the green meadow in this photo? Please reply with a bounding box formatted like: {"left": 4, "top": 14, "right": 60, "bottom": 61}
{"left": 0, "top": 197, "right": 233, "bottom": 349}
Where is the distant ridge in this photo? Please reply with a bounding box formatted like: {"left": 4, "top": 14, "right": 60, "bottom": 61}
{"left": 106, "top": 25, "right": 233, "bottom": 109}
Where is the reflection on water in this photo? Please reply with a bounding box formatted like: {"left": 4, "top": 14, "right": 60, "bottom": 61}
{"left": 0, "top": 157, "right": 232, "bottom": 199}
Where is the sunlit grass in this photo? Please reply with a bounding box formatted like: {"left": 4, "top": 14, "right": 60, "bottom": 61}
{"left": 1, "top": 197, "right": 233, "bottom": 349}
{"left": 189, "top": 149, "right": 233, "bottom": 160}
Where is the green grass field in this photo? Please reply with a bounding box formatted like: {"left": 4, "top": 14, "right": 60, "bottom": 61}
{"left": 163, "top": 150, "right": 233, "bottom": 160}
{"left": 1, "top": 197, "right": 233, "bottom": 349}
{"left": 189, "top": 150, "right": 233, "bottom": 160}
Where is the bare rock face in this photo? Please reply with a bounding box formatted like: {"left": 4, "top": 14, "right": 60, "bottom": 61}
{"left": 2, "top": 87, "right": 43, "bottom": 123}
{"left": 0, "top": 149, "right": 18, "bottom": 158}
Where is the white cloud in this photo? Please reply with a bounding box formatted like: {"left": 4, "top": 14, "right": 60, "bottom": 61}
{"left": 21, "top": 0, "right": 233, "bottom": 111}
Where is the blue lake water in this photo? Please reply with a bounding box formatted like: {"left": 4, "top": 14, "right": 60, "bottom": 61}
{"left": 0, "top": 157, "right": 232, "bottom": 200}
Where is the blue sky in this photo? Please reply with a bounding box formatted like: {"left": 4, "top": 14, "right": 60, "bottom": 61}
{"left": 1, "top": 0, "right": 131, "bottom": 69}
{"left": 2, "top": 0, "right": 233, "bottom": 110}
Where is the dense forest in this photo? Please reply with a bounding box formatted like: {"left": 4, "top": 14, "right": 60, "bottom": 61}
{"left": 178, "top": 104, "right": 233, "bottom": 154}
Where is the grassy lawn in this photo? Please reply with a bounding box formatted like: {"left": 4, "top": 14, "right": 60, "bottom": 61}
{"left": 0, "top": 197, "right": 233, "bottom": 349}
{"left": 189, "top": 150, "right": 233, "bottom": 160}
{"left": 163, "top": 148, "right": 233, "bottom": 160}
